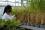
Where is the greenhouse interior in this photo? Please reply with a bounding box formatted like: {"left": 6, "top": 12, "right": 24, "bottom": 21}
{"left": 0, "top": 0, "right": 45, "bottom": 30}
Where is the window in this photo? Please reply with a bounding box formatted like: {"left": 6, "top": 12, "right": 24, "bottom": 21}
{"left": 8, "top": 0, "right": 21, "bottom": 6}
{"left": 23, "top": 1, "right": 27, "bottom": 3}
{"left": 15, "top": 0, "right": 21, "bottom": 3}
{"left": 0, "top": 2, "right": 7, "bottom": 5}
{"left": 8, "top": 2, "right": 15, "bottom": 6}
{"left": 8, "top": 0, "right": 15, "bottom": 2}
{"left": 0, "top": 0, "right": 6, "bottom": 1}
{"left": 23, "top": 1, "right": 27, "bottom": 6}
{"left": 15, "top": 0, "right": 21, "bottom": 6}
{"left": 16, "top": 3, "right": 19, "bottom": 6}
{"left": 16, "top": 3, "right": 21, "bottom": 6}
{"left": 18, "top": 3, "right": 21, "bottom": 6}
{"left": 0, "top": 0, "right": 28, "bottom": 6}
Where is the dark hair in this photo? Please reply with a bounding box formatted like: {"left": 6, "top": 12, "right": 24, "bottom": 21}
{"left": 3, "top": 5, "right": 12, "bottom": 14}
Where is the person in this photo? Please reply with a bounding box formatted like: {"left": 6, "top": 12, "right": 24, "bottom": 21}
{"left": 2, "top": 5, "right": 15, "bottom": 20}
{"left": 1, "top": 5, "right": 15, "bottom": 30}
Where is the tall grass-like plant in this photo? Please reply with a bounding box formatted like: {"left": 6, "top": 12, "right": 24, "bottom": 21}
{"left": 15, "top": 0, "right": 40, "bottom": 25}
{"left": 40, "top": 0, "right": 45, "bottom": 12}
{"left": 11, "top": 0, "right": 45, "bottom": 26}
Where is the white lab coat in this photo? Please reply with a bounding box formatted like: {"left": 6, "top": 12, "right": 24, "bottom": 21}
{"left": 2, "top": 13, "right": 15, "bottom": 21}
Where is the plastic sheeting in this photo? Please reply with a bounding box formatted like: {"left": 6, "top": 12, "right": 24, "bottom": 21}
{"left": 0, "top": 7, "right": 4, "bottom": 19}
